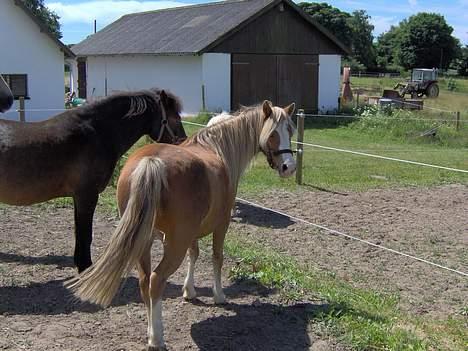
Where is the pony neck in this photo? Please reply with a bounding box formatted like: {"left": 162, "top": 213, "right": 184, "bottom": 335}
{"left": 86, "top": 95, "right": 152, "bottom": 158}
{"left": 192, "top": 107, "right": 265, "bottom": 190}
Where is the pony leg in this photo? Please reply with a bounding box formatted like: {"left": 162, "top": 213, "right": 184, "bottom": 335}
{"left": 147, "top": 236, "right": 189, "bottom": 351}
{"left": 73, "top": 191, "right": 98, "bottom": 273}
{"left": 212, "top": 226, "right": 228, "bottom": 304}
{"left": 137, "top": 248, "right": 152, "bottom": 338}
{"left": 182, "top": 240, "right": 199, "bottom": 300}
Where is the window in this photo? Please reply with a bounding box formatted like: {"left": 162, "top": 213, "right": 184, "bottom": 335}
{"left": 1, "top": 74, "right": 29, "bottom": 99}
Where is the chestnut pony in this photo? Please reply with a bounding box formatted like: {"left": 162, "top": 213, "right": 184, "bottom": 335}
{"left": 69, "top": 101, "right": 296, "bottom": 350}
{"left": 0, "top": 88, "right": 186, "bottom": 272}
{"left": 0, "top": 75, "right": 13, "bottom": 113}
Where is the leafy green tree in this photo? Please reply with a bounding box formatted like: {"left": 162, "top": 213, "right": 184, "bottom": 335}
{"left": 21, "top": 0, "right": 62, "bottom": 39}
{"left": 348, "top": 10, "right": 376, "bottom": 69}
{"left": 375, "top": 26, "right": 400, "bottom": 69}
{"left": 394, "top": 13, "right": 459, "bottom": 69}
{"left": 298, "top": 3, "right": 376, "bottom": 70}
{"left": 453, "top": 46, "right": 468, "bottom": 76}
{"left": 297, "top": 2, "right": 351, "bottom": 47}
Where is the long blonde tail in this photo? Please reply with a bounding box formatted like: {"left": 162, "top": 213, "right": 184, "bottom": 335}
{"left": 67, "top": 157, "right": 167, "bottom": 307}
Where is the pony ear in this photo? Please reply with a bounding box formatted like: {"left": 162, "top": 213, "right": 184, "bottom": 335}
{"left": 160, "top": 89, "right": 168, "bottom": 104}
{"left": 284, "top": 103, "right": 295, "bottom": 116}
{"left": 262, "top": 100, "right": 273, "bottom": 118}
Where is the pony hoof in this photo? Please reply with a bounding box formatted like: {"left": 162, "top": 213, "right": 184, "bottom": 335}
{"left": 213, "top": 294, "right": 227, "bottom": 305}
{"left": 182, "top": 286, "right": 197, "bottom": 300}
{"left": 146, "top": 346, "right": 167, "bottom": 351}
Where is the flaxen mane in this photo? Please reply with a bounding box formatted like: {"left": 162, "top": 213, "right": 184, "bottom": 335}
{"left": 184, "top": 104, "right": 293, "bottom": 188}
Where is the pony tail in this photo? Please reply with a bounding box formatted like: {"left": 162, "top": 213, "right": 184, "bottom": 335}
{"left": 67, "top": 157, "right": 167, "bottom": 307}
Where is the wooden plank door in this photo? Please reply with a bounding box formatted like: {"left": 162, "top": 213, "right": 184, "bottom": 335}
{"left": 231, "top": 54, "right": 276, "bottom": 110}
{"left": 277, "top": 55, "right": 318, "bottom": 112}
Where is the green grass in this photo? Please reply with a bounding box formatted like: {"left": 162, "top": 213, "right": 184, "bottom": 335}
{"left": 352, "top": 76, "right": 468, "bottom": 95}
{"left": 221, "top": 235, "right": 466, "bottom": 351}
{"left": 184, "top": 112, "right": 468, "bottom": 195}
{"left": 351, "top": 76, "right": 468, "bottom": 121}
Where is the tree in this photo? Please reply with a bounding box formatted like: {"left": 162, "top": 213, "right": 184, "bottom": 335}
{"left": 375, "top": 26, "right": 400, "bottom": 69}
{"left": 21, "top": 0, "right": 62, "bottom": 39}
{"left": 298, "top": 3, "right": 376, "bottom": 70}
{"left": 394, "top": 13, "right": 460, "bottom": 70}
{"left": 453, "top": 46, "right": 468, "bottom": 76}
{"left": 297, "top": 2, "right": 351, "bottom": 47}
{"left": 348, "top": 10, "right": 376, "bottom": 70}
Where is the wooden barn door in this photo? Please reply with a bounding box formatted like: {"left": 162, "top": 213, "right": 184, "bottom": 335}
{"left": 231, "top": 54, "right": 276, "bottom": 109}
{"left": 231, "top": 54, "right": 318, "bottom": 112}
{"left": 277, "top": 55, "right": 318, "bottom": 112}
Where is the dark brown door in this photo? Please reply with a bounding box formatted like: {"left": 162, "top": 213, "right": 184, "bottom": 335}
{"left": 77, "top": 58, "right": 87, "bottom": 99}
{"left": 277, "top": 55, "right": 318, "bottom": 111}
{"left": 231, "top": 54, "right": 318, "bottom": 112}
{"left": 231, "top": 54, "right": 276, "bottom": 110}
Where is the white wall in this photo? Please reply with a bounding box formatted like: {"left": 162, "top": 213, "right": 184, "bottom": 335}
{"left": 318, "top": 55, "right": 341, "bottom": 113}
{"left": 85, "top": 55, "right": 204, "bottom": 114}
{"left": 202, "top": 53, "right": 231, "bottom": 112}
{"left": 0, "top": 0, "right": 66, "bottom": 121}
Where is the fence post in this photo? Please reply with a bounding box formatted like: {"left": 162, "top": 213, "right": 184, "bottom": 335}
{"left": 201, "top": 84, "right": 206, "bottom": 111}
{"left": 19, "top": 97, "right": 25, "bottom": 122}
{"left": 295, "top": 109, "right": 305, "bottom": 185}
{"left": 456, "top": 111, "right": 460, "bottom": 131}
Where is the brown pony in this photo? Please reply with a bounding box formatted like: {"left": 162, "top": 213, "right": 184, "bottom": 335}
{"left": 0, "top": 88, "right": 186, "bottom": 272}
{"left": 68, "top": 101, "right": 296, "bottom": 350}
{"left": 0, "top": 75, "right": 13, "bottom": 113}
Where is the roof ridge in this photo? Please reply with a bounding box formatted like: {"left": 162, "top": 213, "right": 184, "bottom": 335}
{"left": 122, "top": 0, "right": 266, "bottom": 17}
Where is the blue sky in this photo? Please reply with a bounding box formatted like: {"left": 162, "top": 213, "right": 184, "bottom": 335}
{"left": 46, "top": 0, "right": 468, "bottom": 45}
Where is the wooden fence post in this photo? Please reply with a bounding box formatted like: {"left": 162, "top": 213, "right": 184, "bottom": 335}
{"left": 295, "top": 109, "right": 305, "bottom": 185}
{"left": 456, "top": 111, "right": 460, "bottom": 131}
{"left": 201, "top": 84, "right": 206, "bottom": 111}
{"left": 19, "top": 97, "right": 25, "bottom": 122}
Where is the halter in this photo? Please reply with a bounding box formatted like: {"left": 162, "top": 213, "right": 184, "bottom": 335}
{"left": 155, "top": 99, "right": 177, "bottom": 143}
{"left": 263, "top": 147, "right": 295, "bottom": 169}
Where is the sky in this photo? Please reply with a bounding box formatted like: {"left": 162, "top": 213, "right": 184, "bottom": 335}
{"left": 46, "top": 0, "right": 468, "bottom": 45}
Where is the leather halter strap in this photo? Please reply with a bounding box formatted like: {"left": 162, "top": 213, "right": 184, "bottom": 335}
{"left": 156, "top": 100, "right": 177, "bottom": 143}
{"left": 273, "top": 149, "right": 295, "bottom": 156}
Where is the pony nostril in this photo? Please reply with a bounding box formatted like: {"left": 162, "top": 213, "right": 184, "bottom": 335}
{"left": 282, "top": 164, "right": 288, "bottom": 172}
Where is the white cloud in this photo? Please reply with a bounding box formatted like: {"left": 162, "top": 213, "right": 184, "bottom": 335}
{"left": 408, "top": 0, "right": 418, "bottom": 7}
{"left": 371, "top": 15, "right": 398, "bottom": 36}
{"left": 47, "top": 1, "right": 188, "bottom": 25}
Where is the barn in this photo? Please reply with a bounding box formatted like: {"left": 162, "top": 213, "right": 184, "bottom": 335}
{"left": 0, "top": 0, "right": 75, "bottom": 121}
{"left": 72, "top": 0, "right": 349, "bottom": 114}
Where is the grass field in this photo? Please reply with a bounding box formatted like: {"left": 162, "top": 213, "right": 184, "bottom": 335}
{"left": 351, "top": 76, "right": 468, "bottom": 120}
{"left": 184, "top": 114, "right": 468, "bottom": 195}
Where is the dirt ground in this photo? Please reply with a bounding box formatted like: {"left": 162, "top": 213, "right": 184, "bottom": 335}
{"left": 0, "top": 184, "right": 466, "bottom": 350}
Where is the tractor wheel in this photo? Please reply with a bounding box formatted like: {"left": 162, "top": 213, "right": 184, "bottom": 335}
{"left": 426, "top": 83, "right": 439, "bottom": 98}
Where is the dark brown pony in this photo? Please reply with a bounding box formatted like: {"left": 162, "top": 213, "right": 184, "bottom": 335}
{"left": 0, "top": 75, "right": 13, "bottom": 113}
{"left": 0, "top": 88, "right": 186, "bottom": 272}
{"left": 69, "top": 101, "right": 296, "bottom": 350}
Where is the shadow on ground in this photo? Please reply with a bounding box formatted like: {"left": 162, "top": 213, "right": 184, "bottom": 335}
{"left": 0, "top": 252, "right": 74, "bottom": 268}
{"left": 233, "top": 201, "right": 295, "bottom": 228}
{"left": 191, "top": 300, "right": 328, "bottom": 351}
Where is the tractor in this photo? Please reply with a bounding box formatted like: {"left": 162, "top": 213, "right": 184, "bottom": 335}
{"left": 393, "top": 68, "right": 439, "bottom": 98}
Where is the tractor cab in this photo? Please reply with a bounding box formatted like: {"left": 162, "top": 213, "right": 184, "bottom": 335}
{"left": 411, "top": 68, "right": 437, "bottom": 83}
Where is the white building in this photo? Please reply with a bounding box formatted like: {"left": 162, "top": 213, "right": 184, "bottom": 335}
{"left": 0, "top": 0, "right": 74, "bottom": 121}
{"left": 72, "top": 0, "right": 349, "bottom": 114}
